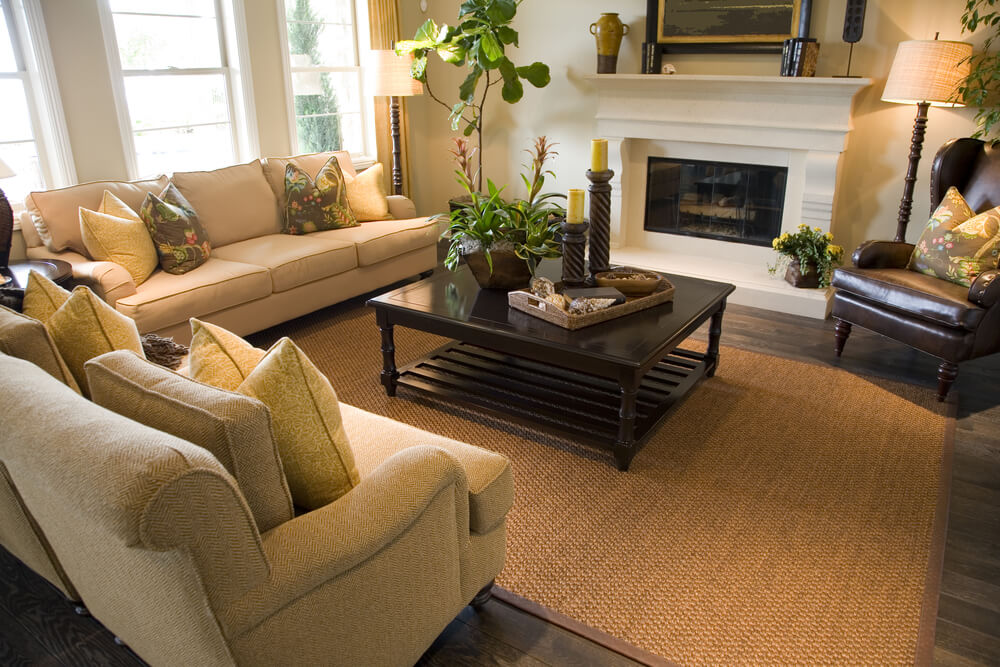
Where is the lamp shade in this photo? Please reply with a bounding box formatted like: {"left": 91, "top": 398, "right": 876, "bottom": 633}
{"left": 0, "top": 157, "right": 14, "bottom": 180}
{"left": 882, "top": 40, "right": 972, "bottom": 107}
{"left": 368, "top": 50, "right": 423, "bottom": 97}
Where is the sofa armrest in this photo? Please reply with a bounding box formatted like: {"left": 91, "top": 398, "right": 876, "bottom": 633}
{"left": 851, "top": 240, "right": 915, "bottom": 269}
{"left": 25, "top": 246, "right": 137, "bottom": 306}
{"left": 386, "top": 195, "right": 417, "bottom": 220}
{"left": 969, "top": 269, "right": 1000, "bottom": 308}
{"left": 221, "top": 445, "right": 470, "bottom": 635}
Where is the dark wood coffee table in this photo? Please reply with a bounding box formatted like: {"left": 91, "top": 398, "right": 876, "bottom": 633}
{"left": 367, "top": 264, "right": 734, "bottom": 470}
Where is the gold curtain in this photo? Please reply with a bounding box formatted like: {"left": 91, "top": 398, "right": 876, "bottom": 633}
{"left": 368, "top": 0, "right": 411, "bottom": 196}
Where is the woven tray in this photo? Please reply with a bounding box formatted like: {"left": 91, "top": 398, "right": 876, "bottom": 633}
{"left": 508, "top": 277, "right": 675, "bottom": 330}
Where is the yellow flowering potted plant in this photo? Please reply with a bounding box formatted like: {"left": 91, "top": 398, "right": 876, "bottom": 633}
{"left": 768, "top": 224, "right": 845, "bottom": 288}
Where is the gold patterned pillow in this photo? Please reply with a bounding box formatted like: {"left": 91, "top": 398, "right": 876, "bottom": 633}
{"left": 140, "top": 183, "right": 211, "bottom": 274}
{"left": 187, "top": 318, "right": 267, "bottom": 391}
{"left": 910, "top": 188, "right": 1000, "bottom": 286}
{"left": 80, "top": 191, "right": 158, "bottom": 285}
{"left": 344, "top": 162, "right": 393, "bottom": 221}
{"left": 283, "top": 156, "right": 359, "bottom": 234}
{"left": 237, "top": 337, "right": 360, "bottom": 510}
{"left": 21, "top": 270, "right": 71, "bottom": 323}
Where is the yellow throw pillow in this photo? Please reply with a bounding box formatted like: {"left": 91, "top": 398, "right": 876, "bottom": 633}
{"left": 237, "top": 337, "right": 360, "bottom": 510}
{"left": 344, "top": 162, "right": 393, "bottom": 222}
{"left": 188, "top": 318, "right": 267, "bottom": 391}
{"left": 47, "top": 286, "right": 144, "bottom": 396}
{"left": 80, "top": 191, "right": 158, "bottom": 286}
{"left": 21, "top": 270, "right": 71, "bottom": 323}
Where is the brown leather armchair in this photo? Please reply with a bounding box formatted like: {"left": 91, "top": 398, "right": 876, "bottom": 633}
{"left": 831, "top": 137, "right": 1000, "bottom": 400}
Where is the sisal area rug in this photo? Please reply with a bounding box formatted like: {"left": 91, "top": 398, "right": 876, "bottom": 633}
{"left": 252, "top": 304, "right": 953, "bottom": 666}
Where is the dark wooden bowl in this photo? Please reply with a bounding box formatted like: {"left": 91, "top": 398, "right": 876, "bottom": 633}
{"left": 594, "top": 270, "right": 663, "bottom": 297}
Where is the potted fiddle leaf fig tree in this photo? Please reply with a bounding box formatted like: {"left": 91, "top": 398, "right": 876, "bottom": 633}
{"left": 959, "top": 0, "right": 1000, "bottom": 139}
{"left": 396, "top": 0, "right": 551, "bottom": 191}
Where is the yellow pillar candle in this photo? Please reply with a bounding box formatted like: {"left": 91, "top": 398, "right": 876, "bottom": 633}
{"left": 590, "top": 138, "right": 608, "bottom": 172}
{"left": 567, "top": 189, "right": 585, "bottom": 223}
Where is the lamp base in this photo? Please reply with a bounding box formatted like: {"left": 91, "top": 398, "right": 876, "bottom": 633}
{"left": 894, "top": 101, "right": 929, "bottom": 242}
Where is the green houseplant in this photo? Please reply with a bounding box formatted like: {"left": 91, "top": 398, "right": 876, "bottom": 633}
{"left": 396, "top": 0, "right": 551, "bottom": 190}
{"left": 768, "top": 224, "right": 845, "bottom": 288}
{"left": 443, "top": 136, "right": 564, "bottom": 288}
{"left": 959, "top": 0, "right": 1000, "bottom": 139}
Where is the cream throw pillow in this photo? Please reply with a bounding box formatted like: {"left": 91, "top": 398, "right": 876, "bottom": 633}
{"left": 344, "top": 162, "right": 393, "bottom": 222}
{"left": 21, "top": 270, "right": 71, "bottom": 323}
{"left": 80, "top": 191, "right": 158, "bottom": 286}
{"left": 237, "top": 337, "right": 360, "bottom": 510}
{"left": 47, "top": 286, "right": 144, "bottom": 396}
{"left": 188, "top": 318, "right": 267, "bottom": 391}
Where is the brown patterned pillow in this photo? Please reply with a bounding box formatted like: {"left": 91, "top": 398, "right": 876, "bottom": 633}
{"left": 909, "top": 205, "right": 1000, "bottom": 287}
{"left": 140, "top": 183, "right": 211, "bottom": 274}
{"left": 283, "top": 156, "right": 359, "bottom": 234}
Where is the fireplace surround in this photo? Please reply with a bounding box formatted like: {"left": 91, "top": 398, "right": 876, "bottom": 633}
{"left": 587, "top": 74, "right": 870, "bottom": 318}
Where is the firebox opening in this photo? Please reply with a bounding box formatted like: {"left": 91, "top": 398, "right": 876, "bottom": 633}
{"left": 644, "top": 157, "right": 787, "bottom": 247}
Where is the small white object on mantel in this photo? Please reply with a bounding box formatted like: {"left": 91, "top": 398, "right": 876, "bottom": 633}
{"left": 585, "top": 73, "right": 871, "bottom": 319}
{"left": 661, "top": 64, "right": 676, "bottom": 75}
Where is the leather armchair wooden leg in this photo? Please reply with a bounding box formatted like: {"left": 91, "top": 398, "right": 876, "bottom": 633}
{"left": 834, "top": 319, "right": 852, "bottom": 357}
{"left": 936, "top": 360, "right": 958, "bottom": 402}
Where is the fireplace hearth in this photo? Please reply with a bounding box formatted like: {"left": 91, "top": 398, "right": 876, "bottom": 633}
{"left": 644, "top": 157, "right": 786, "bottom": 247}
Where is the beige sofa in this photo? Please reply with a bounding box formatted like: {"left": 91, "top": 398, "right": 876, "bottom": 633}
{"left": 0, "top": 345, "right": 513, "bottom": 666}
{"left": 19, "top": 151, "right": 440, "bottom": 344}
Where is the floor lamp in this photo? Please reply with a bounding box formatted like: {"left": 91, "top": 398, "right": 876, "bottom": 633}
{"left": 368, "top": 50, "right": 423, "bottom": 196}
{"left": 0, "top": 157, "right": 16, "bottom": 272}
{"left": 881, "top": 38, "right": 972, "bottom": 242}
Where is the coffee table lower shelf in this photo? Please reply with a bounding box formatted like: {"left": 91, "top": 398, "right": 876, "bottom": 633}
{"left": 394, "top": 341, "right": 711, "bottom": 469}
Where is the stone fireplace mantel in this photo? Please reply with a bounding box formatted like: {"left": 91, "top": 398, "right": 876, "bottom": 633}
{"left": 586, "top": 74, "right": 871, "bottom": 318}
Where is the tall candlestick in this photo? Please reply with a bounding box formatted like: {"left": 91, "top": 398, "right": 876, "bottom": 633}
{"left": 586, "top": 169, "right": 613, "bottom": 276}
{"left": 590, "top": 139, "right": 608, "bottom": 172}
{"left": 567, "top": 188, "right": 585, "bottom": 223}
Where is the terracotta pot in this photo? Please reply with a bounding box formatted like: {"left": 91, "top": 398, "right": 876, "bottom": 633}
{"left": 784, "top": 259, "right": 821, "bottom": 288}
{"left": 590, "top": 13, "right": 629, "bottom": 74}
{"left": 464, "top": 250, "right": 532, "bottom": 290}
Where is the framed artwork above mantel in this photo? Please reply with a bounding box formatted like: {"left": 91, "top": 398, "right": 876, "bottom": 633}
{"left": 643, "top": 0, "right": 811, "bottom": 68}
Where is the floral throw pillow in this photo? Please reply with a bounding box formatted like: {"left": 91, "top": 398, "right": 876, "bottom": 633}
{"left": 909, "top": 188, "right": 1000, "bottom": 286}
{"left": 140, "top": 183, "right": 211, "bottom": 274}
{"left": 283, "top": 156, "right": 359, "bottom": 234}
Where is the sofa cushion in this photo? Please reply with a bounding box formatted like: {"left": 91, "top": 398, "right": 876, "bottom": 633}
{"left": 283, "top": 158, "right": 358, "bottom": 234}
{"left": 141, "top": 183, "right": 212, "bottom": 275}
{"left": 21, "top": 269, "right": 71, "bottom": 323}
{"left": 0, "top": 305, "right": 81, "bottom": 393}
{"left": 172, "top": 161, "right": 280, "bottom": 248}
{"left": 340, "top": 404, "right": 513, "bottom": 534}
{"left": 26, "top": 176, "right": 169, "bottom": 255}
{"left": 86, "top": 350, "right": 294, "bottom": 533}
{"left": 237, "top": 338, "right": 360, "bottom": 510}
{"left": 212, "top": 234, "right": 357, "bottom": 292}
{"left": 80, "top": 191, "right": 158, "bottom": 286}
{"left": 115, "top": 258, "right": 271, "bottom": 334}
{"left": 345, "top": 162, "right": 392, "bottom": 221}
{"left": 262, "top": 151, "right": 355, "bottom": 211}
{"left": 188, "top": 318, "right": 266, "bottom": 391}
{"left": 47, "top": 286, "right": 145, "bottom": 396}
{"left": 832, "top": 266, "right": 985, "bottom": 330}
{"left": 312, "top": 218, "right": 439, "bottom": 267}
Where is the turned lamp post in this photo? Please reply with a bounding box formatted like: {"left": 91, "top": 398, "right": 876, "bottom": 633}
{"left": 368, "top": 50, "right": 423, "bottom": 196}
{"left": 882, "top": 38, "right": 971, "bottom": 242}
{"left": 0, "top": 157, "right": 16, "bottom": 271}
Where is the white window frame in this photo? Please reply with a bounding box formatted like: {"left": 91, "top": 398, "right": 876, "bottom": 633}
{"left": 98, "top": 0, "right": 258, "bottom": 179}
{"left": 0, "top": 0, "right": 76, "bottom": 222}
{"left": 276, "top": 0, "right": 376, "bottom": 166}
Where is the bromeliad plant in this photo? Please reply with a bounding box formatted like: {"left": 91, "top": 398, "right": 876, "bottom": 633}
{"left": 396, "top": 0, "right": 551, "bottom": 191}
{"left": 442, "top": 136, "right": 565, "bottom": 275}
{"left": 767, "top": 224, "right": 845, "bottom": 287}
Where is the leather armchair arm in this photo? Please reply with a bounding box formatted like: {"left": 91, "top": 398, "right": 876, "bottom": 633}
{"left": 221, "top": 445, "right": 470, "bottom": 636}
{"left": 852, "top": 240, "right": 915, "bottom": 269}
{"left": 969, "top": 269, "right": 1000, "bottom": 308}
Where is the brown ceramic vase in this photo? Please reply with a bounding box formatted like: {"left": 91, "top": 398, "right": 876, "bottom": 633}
{"left": 465, "top": 250, "right": 533, "bottom": 290}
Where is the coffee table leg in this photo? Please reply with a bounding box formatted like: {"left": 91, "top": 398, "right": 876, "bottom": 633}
{"left": 706, "top": 299, "right": 726, "bottom": 378}
{"left": 376, "top": 310, "right": 399, "bottom": 397}
{"left": 613, "top": 371, "right": 639, "bottom": 471}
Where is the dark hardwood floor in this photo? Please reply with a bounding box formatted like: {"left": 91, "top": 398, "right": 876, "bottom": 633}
{"left": 1, "top": 295, "right": 997, "bottom": 666}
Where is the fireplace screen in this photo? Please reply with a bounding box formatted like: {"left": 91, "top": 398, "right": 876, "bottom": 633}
{"left": 644, "top": 157, "right": 787, "bottom": 247}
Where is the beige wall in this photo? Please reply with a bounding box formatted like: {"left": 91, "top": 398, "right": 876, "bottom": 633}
{"left": 399, "top": 0, "right": 983, "bottom": 254}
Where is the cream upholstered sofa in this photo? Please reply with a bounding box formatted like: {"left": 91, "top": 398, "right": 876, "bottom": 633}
{"left": 18, "top": 151, "right": 440, "bottom": 344}
{"left": 0, "top": 348, "right": 514, "bottom": 666}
